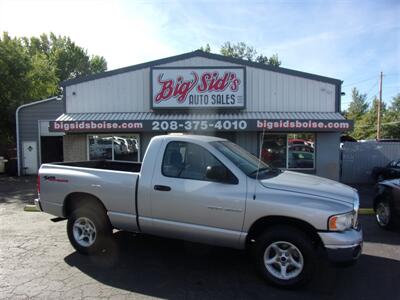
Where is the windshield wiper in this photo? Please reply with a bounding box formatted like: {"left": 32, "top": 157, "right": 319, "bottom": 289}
{"left": 248, "top": 167, "right": 283, "bottom": 178}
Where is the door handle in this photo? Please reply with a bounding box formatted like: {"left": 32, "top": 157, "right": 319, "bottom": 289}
{"left": 154, "top": 185, "right": 171, "bottom": 191}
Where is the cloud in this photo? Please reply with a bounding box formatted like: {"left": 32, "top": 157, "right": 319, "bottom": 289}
{"left": 0, "top": 0, "right": 176, "bottom": 69}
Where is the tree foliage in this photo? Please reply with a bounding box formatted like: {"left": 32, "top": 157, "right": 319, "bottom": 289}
{"left": 199, "top": 42, "right": 281, "bottom": 67}
{"left": 345, "top": 90, "right": 400, "bottom": 140}
{"left": 0, "top": 32, "right": 107, "bottom": 143}
{"left": 346, "top": 88, "right": 368, "bottom": 121}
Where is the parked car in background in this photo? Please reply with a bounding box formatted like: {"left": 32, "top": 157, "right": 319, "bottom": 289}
{"left": 289, "top": 145, "right": 314, "bottom": 153}
{"left": 373, "top": 179, "right": 400, "bottom": 229}
{"left": 372, "top": 159, "right": 400, "bottom": 182}
{"left": 288, "top": 151, "right": 314, "bottom": 168}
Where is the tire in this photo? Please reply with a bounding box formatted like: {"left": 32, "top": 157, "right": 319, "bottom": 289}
{"left": 375, "top": 200, "right": 394, "bottom": 229}
{"left": 67, "top": 206, "right": 112, "bottom": 255}
{"left": 253, "top": 226, "right": 317, "bottom": 289}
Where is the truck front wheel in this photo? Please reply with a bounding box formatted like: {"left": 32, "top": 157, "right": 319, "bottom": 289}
{"left": 67, "top": 207, "right": 112, "bottom": 255}
{"left": 253, "top": 226, "right": 317, "bottom": 288}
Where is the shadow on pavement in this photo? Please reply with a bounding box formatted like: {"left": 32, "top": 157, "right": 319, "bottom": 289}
{"left": 64, "top": 231, "right": 400, "bottom": 300}
{"left": 360, "top": 215, "right": 400, "bottom": 245}
{"left": 0, "top": 175, "right": 36, "bottom": 205}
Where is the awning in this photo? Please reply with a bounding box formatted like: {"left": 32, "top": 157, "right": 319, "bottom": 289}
{"left": 50, "top": 111, "right": 352, "bottom": 133}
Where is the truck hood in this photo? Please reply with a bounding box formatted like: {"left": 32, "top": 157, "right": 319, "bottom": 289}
{"left": 260, "top": 171, "right": 357, "bottom": 204}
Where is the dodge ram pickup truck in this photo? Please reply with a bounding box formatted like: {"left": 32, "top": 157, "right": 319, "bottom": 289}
{"left": 36, "top": 135, "right": 362, "bottom": 288}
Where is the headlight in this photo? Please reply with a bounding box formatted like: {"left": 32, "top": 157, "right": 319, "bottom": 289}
{"left": 328, "top": 212, "right": 354, "bottom": 231}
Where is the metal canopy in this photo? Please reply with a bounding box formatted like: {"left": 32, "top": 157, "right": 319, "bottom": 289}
{"left": 56, "top": 111, "right": 346, "bottom": 122}
{"left": 50, "top": 111, "right": 352, "bottom": 133}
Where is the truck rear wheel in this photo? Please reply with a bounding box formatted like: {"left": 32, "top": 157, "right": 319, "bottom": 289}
{"left": 253, "top": 226, "right": 317, "bottom": 288}
{"left": 67, "top": 207, "right": 112, "bottom": 255}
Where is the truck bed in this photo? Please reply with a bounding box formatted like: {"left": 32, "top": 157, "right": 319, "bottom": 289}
{"left": 51, "top": 160, "right": 142, "bottom": 173}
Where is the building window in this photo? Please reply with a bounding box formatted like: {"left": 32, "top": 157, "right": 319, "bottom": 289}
{"left": 88, "top": 134, "right": 140, "bottom": 162}
{"left": 260, "top": 133, "right": 315, "bottom": 169}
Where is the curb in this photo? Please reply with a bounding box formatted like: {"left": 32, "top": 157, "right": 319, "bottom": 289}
{"left": 24, "top": 204, "right": 40, "bottom": 212}
{"left": 359, "top": 208, "right": 374, "bottom": 215}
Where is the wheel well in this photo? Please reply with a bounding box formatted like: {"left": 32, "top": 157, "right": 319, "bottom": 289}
{"left": 63, "top": 192, "right": 107, "bottom": 217}
{"left": 246, "top": 216, "right": 323, "bottom": 247}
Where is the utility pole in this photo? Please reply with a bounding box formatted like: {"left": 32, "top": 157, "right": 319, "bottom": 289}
{"left": 377, "top": 71, "right": 383, "bottom": 140}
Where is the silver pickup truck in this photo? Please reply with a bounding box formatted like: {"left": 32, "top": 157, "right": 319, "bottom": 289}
{"left": 36, "top": 135, "right": 362, "bottom": 288}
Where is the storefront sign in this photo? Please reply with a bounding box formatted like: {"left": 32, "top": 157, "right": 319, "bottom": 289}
{"left": 151, "top": 67, "right": 245, "bottom": 109}
{"left": 49, "top": 119, "right": 352, "bottom": 133}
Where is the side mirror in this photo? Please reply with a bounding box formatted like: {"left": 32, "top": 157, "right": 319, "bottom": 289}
{"left": 206, "top": 165, "right": 237, "bottom": 184}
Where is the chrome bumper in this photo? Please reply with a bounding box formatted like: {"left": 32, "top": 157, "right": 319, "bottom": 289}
{"left": 34, "top": 198, "right": 42, "bottom": 211}
{"left": 318, "top": 227, "right": 363, "bottom": 262}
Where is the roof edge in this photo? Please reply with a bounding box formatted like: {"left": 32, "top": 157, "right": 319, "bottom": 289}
{"left": 16, "top": 96, "right": 61, "bottom": 112}
{"left": 61, "top": 50, "right": 343, "bottom": 87}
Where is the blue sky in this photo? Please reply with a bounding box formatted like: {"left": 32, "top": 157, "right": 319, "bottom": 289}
{"left": 1, "top": 0, "right": 399, "bottom": 109}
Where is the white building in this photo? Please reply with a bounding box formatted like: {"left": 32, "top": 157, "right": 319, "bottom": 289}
{"left": 48, "top": 50, "right": 351, "bottom": 180}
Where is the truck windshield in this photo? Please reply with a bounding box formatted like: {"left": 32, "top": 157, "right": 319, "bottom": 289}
{"left": 211, "top": 141, "right": 279, "bottom": 178}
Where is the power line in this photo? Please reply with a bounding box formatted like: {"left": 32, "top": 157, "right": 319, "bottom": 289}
{"left": 342, "top": 76, "right": 377, "bottom": 88}
{"left": 364, "top": 80, "right": 379, "bottom": 97}
{"left": 354, "top": 120, "right": 400, "bottom": 128}
{"left": 341, "top": 79, "right": 379, "bottom": 105}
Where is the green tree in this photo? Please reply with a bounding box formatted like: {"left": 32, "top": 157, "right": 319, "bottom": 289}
{"left": 345, "top": 88, "right": 369, "bottom": 121}
{"left": 199, "top": 43, "right": 211, "bottom": 53}
{"left": 382, "top": 94, "right": 400, "bottom": 138}
{"left": 0, "top": 33, "right": 32, "bottom": 143}
{"left": 353, "top": 97, "right": 383, "bottom": 139}
{"left": 89, "top": 55, "right": 108, "bottom": 74}
{"left": 199, "top": 42, "right": 281, "bottom": 66}
{"left": 0, "top": 31, "right": 108, "bottom": 144}
{"left": 27, "top": 53, "right": 58, "bottom": 100}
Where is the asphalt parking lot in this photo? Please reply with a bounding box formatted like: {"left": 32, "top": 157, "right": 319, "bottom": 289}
{"left": 1, "top": 175, "right": 399, "bottom": 299}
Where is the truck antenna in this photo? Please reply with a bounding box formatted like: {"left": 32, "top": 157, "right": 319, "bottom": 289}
{"left": 253, "top": 126, "right": 266, "bottom": 200}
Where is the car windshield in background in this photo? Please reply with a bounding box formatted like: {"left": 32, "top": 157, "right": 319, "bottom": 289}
{"left": 211, "top": 141, "right": 278, "bottom": 178}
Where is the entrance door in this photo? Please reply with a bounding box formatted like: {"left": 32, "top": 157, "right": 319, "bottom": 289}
{"left": 22, "top": 141, "right": 38, "bottom": 175}
{"left": 41, "top": 136, "right": 63, "bottom": 164}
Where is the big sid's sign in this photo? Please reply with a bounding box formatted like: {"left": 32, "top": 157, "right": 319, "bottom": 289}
{"left": 151, "top": 67, "right": 245, "bottom": 109}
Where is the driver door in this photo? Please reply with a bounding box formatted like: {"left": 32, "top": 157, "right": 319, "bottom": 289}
{"left": 149, "top": 141, "right": 247, "bottom": 247}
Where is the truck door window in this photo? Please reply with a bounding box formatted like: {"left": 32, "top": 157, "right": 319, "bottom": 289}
{"left": 162, "top": 141, "right": 231, "bottom": 182}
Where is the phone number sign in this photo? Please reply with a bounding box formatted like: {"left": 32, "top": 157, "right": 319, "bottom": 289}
{"left": 151, "top": 67, "right": 246, "bottom": 109}
{"left": 50, "top": 119, "right": 352, "bottom": 132}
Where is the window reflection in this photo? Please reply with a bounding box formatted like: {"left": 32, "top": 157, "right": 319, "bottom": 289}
{"left": 88, "top": 135, "right": 139, "bottom": 161}
{"left": 261, "top": 134, "right": 287, "bottom": 168}
{"left": 89, "top": 136, "right": 112, "bottom": 160}
{"left": 260, "top": 133, "right": 315, "bottom": 169}
{"left": 288, "top": 134, "right": 315, "bottom": 169}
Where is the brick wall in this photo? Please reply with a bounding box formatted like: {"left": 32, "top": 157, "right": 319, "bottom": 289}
{"left": 63, "top": 134, "right": 87, "bottom": 161}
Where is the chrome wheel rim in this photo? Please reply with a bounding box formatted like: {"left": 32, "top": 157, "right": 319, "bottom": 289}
{"left": 73, "top": 217, "right": 97, "bottom": 247}
{"left": 264, "top": 241, "right": 304, "bottom": 280}
{"left": 376, "top": 202, "right": 390, "bottom": 226}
